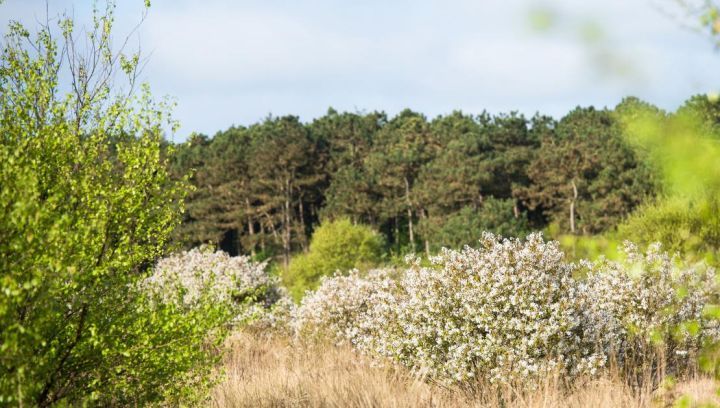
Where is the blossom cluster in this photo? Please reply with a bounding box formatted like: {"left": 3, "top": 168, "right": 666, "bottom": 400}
{"left": 293, "top": 269, "right": 395, "bottom": 344}
{"left": 142, "top": 246, "right": 286, "bottom": 323}
{"left": 294, "top": 233, "right": 719, "bottom": 385}
{"left": 579, "top": 242, "right": 718, "bottom": 369}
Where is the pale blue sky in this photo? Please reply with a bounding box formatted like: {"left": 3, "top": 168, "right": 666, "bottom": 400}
{"left": 1, "top": 0, "right": 719, "bottom": 141}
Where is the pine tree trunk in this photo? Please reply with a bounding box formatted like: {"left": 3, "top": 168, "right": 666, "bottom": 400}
{"left": 263, "top": 212, "right": 278, "bottom": 246}
{"left": 569, "top": 180, "right": 578, "bottom": 234}
{"left": 420, "top": 208, "right": 430, "bottom": 257}
{"left": 259, "top": 221, "right": 266, "bottom": 251}
{"left": 404, "top": 176, "right": 415, "bottom": 251}
{"left": 298, "top": 199, "right": 307, "bottom": 252}
{"left": 407, "top": 207, "right": 414, "bottom": 251}
{"left": 394, "top": 216, "right": 400, "bottom": 250}
{"left": 246, "top": 199, "right": 256, "bottom": 257}
{"left": 283, "top": 178, "right": 292, "bottom": 268}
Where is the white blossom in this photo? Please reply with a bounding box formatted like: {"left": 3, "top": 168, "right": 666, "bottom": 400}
{"left": 579, "top": 242, "right": 718, "bottom": 370}
{"left": 293, "top": 233, "right": 718, "bottom": 385}
{"left": 142, "top": 246, "right": 287, "bottom": 323}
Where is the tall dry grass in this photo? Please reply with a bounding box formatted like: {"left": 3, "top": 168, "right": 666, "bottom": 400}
{"left": 211, "top": 331, "right": 720, "bottom": 408}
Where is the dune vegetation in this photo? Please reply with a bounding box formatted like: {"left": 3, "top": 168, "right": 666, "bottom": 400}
{"left": 3, "top": 1, "right": 720, "bottom": 407}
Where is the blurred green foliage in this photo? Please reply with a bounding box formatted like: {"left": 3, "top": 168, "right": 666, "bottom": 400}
{"left": 553, "top": 230, "right": 623, "bottom": 265}
{"left": 617, "top": 95, "right": 720, "bottom": 261}
{"left": 619, "top": 198, "right": 720, "bottom": 264}
{"left": 528, "top": 7, "right": 555, "bottom": 32}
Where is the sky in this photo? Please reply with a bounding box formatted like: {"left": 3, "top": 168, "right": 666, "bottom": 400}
{"left": 1, "top": 0, "right": 719, "bottom": 141}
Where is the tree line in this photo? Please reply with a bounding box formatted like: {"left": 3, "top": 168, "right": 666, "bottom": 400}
{"left": 168, "top": 98, "right": 674, "bottom": 264}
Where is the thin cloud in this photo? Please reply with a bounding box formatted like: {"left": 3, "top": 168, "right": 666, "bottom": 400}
{"left": 1, "top": 0, "right": 718, "bottom": 138}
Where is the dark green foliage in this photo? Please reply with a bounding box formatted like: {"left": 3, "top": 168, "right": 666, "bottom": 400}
{"left": 246, "top": 116, "right": 325, "bottom": 266}
{"left": 172, "top": 116, "right": 326, "bottom": 266}
{"left": 311, "top": 108, "right": 385, "bottom": 173}
{"left": 171, "top": 103, "right": 664, "bottom": 260}
{"left": 314, "top": 109, "right": 386, "bottom": 225}
{"left": 321, "top": 166, "right": 378, "bottom": 225}
{"left": 364, "top": 109, "right": 438, "bottom": 252}
{"left": 484, "top": 112, "right": 543, "bottom": 201}
{"left": 518, "top": 107, "right": 656, "bottom": 235}
{"left": 419, "top": 198, "right": 530, "bottom": 251}
{"left": 415, "top": 112, "right": 490, "bottom": 220}
{"left": 170, "top": 132, "right": 232, "bottom": 247}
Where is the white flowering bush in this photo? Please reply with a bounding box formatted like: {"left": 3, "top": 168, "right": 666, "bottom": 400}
{"left": 579, "top": 242, "right": 719, "bottom": 373}
{"left": 293, "top": 269, "right": 395, "bottom": 345}
{"left": 249, "top": 295, "right": 297, "bottom": 334}
{"left": 293, "top": 233, "right": 719, "bottom": 386}
{"left": 295, "top": 233, "right": 605, "bottom": 384}
{"left": 143, "top": 246, "right": 284, "bottom": 323}
{"left": 367, "top": 233, "right": 604, "bottom": 384}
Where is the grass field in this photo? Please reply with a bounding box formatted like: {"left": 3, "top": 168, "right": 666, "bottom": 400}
{"left": 211, "top": 331, "right": 720, "bottom": 408}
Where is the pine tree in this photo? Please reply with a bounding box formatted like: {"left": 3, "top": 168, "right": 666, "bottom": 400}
{"left": 247, "top": 116, "right": 324, "bottom": 266}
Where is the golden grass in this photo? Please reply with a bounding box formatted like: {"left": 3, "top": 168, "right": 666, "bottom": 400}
{"left": 211, "top": 331, "right": 720, "bottom": 408}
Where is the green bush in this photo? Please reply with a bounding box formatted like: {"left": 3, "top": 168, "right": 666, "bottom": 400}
{"left": 0, "top": 5, "right": 234, "bottom": 405}
{"left": 283, "top": 218, "right": 384, "bottom": 300}
{"left": 618, "top": 197, "right": 720, "bottom": 263}
{"left": 616, "top": 94, "right": 720, "bottom": 263}
{"left": 419, "top": 198, "right": 530, "bottom": 251}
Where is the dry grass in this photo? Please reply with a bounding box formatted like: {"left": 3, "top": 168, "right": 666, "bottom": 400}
{"left": 211, "top": 331, "right": 720, "bottom": 408}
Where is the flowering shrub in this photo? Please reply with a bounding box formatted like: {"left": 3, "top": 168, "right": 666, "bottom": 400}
{"left": 579, "top": 242, "right": 719, "bottom": 372}
{"left": 143, "top": 246, "right": 284, "bottom": 322}
{"left": 249, "top": 295, "right": 297, "bottom": 334}
{"left": 293, "top": 269, "right": 395, "bottom": 344}
{"left": 296, "top": 233, "right": 605, "bottom": 384}
{"left": 369, "top": 233, "right": 605, "bottom": 383}
{"left": 294, "top": 233, "right": 719, "bottom": 386}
